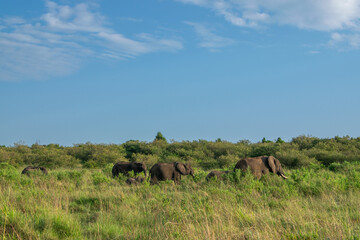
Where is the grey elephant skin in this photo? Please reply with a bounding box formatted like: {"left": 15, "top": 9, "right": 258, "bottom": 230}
{"left": 112, "top": 161, "right": 147, "bottom": 177}
{"left": 21, "top": 166, "right": 48, "bottom": 175}
{"left": 206, "top": 170, "right": 230, "bottom": 181}
{"left": 126, "top": 176, "right": 145, "bottom": 185}
{"left": 234, "top": 156, "right": 287, "bottom": 180}
{"left": 149, "top": 162, "right": 194, "bottom": 184}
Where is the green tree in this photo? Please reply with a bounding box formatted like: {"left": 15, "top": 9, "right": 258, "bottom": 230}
{"left": 262, "top": 137, "right": 272, "bottom": 143}
{"left": 154, "top": 132, "right": 167, "bottom": 143}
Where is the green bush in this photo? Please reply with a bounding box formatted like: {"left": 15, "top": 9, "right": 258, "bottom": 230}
{"left": 2, "top": 135, "right": 360, "bottom": 172}
{"left": 92, "top": 171, "right": 111, "bottom": 186}
{"left": 275, "top": 150, "right": 317, "bottom": 168}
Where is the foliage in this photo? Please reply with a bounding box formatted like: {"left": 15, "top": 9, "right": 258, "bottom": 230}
{"left": 154, "top": 132, "right": 167, "bottom": 143}
{"left": 1, "top": 135, "right": 360, "bottom": 169}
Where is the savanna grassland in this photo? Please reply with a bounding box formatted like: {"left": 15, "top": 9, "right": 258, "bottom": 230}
{"left": 1, "top": 135, "right": 360, "bottom": 239}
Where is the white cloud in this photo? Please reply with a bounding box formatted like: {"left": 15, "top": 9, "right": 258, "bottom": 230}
{"left": 41, "top": 1, "right": 106, "bottom": 32}
{"left": 308, "top": 50, "right": 321, "bottom": 54}
{"left": 185, "top": 21, "right": 235, "bottom": 50}
{"left": 176, "top": 0, "right": 360, "bottom": 31}
{"left": 329, "top": 32, "right": 360, "bottom": 49}
{"left": 0, "top": 1, "right": 183, "bottom": 81}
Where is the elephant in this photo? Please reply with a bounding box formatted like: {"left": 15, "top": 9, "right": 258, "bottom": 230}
{"left": 206, "top": 170, "right": 230, "bottom": 181}
{"left": 149, "top": 162, "right": 194, "bottom": 184}
{"left": 234, "top": 156, "right": 287, "bottom": 180}
{"left": 21, "top": 166, "right": 48, "bottom": 175}
{"left": 112, "top": 161, "right": 147, "bottom": 178}
{"left": 125, "top": 176, "right": 145, "bottom": 185}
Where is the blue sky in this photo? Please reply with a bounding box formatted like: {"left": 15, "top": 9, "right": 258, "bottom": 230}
{"left": 1, "top": 0, "right": 360, "bottom": 146}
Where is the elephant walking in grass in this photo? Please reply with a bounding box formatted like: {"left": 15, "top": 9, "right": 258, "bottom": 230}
{"left": 234, "top": 156, "right": 287, "bottom": 180}
{"left": 206, "top": 170, "right": 229, "bottom": 181}
{"left": 21, "top": 166, "right": 48, "bottom": 175}
{"left": 149, "top": 162, "right": 194, "bottom": 184}
{"left": 112, "top": 161, "right": 147, "bottom": 178}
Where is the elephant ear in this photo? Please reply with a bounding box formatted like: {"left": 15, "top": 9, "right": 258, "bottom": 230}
{"left": 175, "top": 162, "right": 187, "bottom": 175}
{"left": 267, "top": 156, "right": 277, "bottom": 173}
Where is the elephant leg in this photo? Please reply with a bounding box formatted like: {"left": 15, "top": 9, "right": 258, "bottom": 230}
{"left": 254, "top": 171, "right": 262, "bottom": 180}
{"left": 150, "top": 177, "right": 158, "bottom": 185}
{"left": 174, "top": 174, "right": 181, "bottom": 184}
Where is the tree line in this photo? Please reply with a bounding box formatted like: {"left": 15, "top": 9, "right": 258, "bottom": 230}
{"left": 1, "top": 134, "right": 360, "bottom": 169}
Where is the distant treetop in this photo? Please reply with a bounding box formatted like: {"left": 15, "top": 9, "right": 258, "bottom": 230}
{"left": 261, "top": 137, "right": 272, "bottom": 143}
{"left": 154, "top": 132, "right": 167, "bottom": 142}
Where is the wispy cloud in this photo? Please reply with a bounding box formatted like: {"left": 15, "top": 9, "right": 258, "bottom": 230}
{"left": 176, "top": 0, "right": 360, "bottom": 31}
{"left": 185, "top": 21, "right": 235, "bottom": 50}
{"left": 41, "top": 1, "right": 106, "bottom": 33}
{"left": 0, "top": 38, "right": 82, "bottom": 81}
{"left": 308, "top": 50, "right": 321, "bottom": 54}
{"left": 0, "top": 1, "right": 183, "bottom": 81}
{"left": 177, "top": 0, "right": 360, "bottom": 51}
{"left": 120, "top": 17, "right": 143, "bottom": 23}
{"left": 329, "top": 32, "right": 360, "bottom": 50}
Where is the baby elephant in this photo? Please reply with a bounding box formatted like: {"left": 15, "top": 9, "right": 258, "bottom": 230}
{"left": 126, "top": 176, "right": 145, "bottom": 185}
{"left": 21, "top": 166, "right": 48, "bottom": 175}
{"left": 206, "top": 170, "right": 230, "bottom": 181}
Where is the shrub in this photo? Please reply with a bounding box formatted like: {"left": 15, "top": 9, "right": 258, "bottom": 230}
{"left": 0, "top": 163, "right": 20, "bottom": 181}
{"left": 217, "top": 154, "right": 239, "bottom": 168}
{"left": 250, "top": 143, "right": 280, "bottom": 157}
{"left": 92, "top": 171, "right": 111, "bottom": 186}
{"left": 275, "top": 150, "right": 317, "bottom": 168}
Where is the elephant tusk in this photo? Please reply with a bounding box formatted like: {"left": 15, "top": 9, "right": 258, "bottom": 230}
{"left": 280, "top": 173, "right": 288, "bottom": 179}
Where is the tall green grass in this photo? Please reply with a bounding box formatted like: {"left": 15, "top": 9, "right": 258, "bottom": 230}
{"left": 1, "top": 162, "right": 360, "bottom": 239}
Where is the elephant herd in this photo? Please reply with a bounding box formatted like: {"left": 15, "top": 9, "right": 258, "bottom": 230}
{"left": 21, "top": 156, "right": 288, "bottom": 185}
{"left": 112, "top": 155, "right": 287, "bottom": 185}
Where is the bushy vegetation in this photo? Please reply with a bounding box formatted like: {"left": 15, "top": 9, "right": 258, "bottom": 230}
{"left": 1, "top": 135, "right": 360, "bottom": 239}
{"left": 1, "top": 135, "right": 360, "bottom": 169}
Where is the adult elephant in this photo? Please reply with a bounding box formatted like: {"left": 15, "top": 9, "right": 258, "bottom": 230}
{"left": 234, "top": 156, "right": 287, "bottom": 180}
{"left": 112, "top": 161, "right": 147, "bottom": 178}
{"left": 206, "top": 170, "right": 229, "bottom": 181}
{"left": 21, "top": 166, "right": 48, "bottom": 175}
{"left": 149, "top": 162, "right": 194, "bottom": 184}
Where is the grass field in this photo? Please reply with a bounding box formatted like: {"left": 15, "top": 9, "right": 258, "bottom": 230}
{"left": 1, "top": 162, "right": 360, "bottom": 239}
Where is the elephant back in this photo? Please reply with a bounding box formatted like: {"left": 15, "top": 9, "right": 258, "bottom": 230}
{"left": 21, "top": 166, "right": 48, "bottom": 175}
{"left": 112, "top": 161, "right": 129, "bottom": 177}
